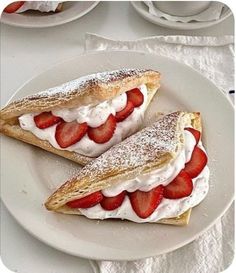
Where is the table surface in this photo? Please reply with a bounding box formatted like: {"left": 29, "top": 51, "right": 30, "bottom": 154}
{"left": 0, "top": 1, "right": 234, "bottom": 272}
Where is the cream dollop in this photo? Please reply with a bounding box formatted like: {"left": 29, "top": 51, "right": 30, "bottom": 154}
{"left": 16, "top": 1, "right": 62, "bottom": 13}
{"left": 19, "top": 85, "right": 147, "bottom": 157}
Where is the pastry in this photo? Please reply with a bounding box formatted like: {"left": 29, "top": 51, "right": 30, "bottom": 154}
{"left": 0, "top": 69, "right": 160, "bottom": 165}
{"left": 4, "top": 1, "right": 64, "bottom": 13}
{"left": 45, "top": 111, "right": 210, "bottom": 225}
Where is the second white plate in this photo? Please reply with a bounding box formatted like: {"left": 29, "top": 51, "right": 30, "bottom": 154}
{"left": 1, "top": 51, "right": 234, "bottom": 260}
{"left": 1, "top": 1, "right": 99, "bottom": 28}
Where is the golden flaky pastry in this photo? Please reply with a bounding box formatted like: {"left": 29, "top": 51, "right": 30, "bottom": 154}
{"left": 0, "top": 69, "right": 160, "bottom": 165}
{"left": 45, "top": 111, "right": 202, "bottom": 226}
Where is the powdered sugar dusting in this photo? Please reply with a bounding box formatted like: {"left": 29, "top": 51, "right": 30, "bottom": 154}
{"left": 74, "top": 112, "right": 182, "bottom": 181}
{"left": 24, "top": 68, "right": 149, "bottom": 100}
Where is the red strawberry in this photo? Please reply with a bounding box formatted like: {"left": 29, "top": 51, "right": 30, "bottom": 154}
{"left": 164, "top": 170, "right": 193, "bottom": 199}
{"left": 129, "top": 185, "right": 164, "bottom": 219}
{"left": 34, "top": 112, "right": 62, "bottom": 129}
{"left": 127, "top": 88, "right": 144, "bottom": 107}
{"left": 100, "top": 191, "right": 126, "bottom": 211}
{"left": 185, "top": 127, "right": 201, "bottom": 145}
{"left": 55, "top": 121, "right": 88, "bottom": 148}
{"left": 4, "top": 1, "right": 25, "bottom": 13}
{"left": 115, "top": 101, "right": 134, "bottom": 122}
{"left": 88, "top": 114, "right": 116, "bottom": 144}
{"left": 184, "top": 146, "right": 208, "bottom": 178}
{"left": 66, "top": 191, "right": 103, "bottom": 209}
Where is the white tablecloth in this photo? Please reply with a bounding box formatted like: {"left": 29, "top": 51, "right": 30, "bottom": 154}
{"left": 85, "top": 33, "right": 234, "bottom": 273}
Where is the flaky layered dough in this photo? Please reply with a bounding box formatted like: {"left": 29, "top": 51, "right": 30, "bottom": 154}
{"left": 45, "top": 111, "right": 201, "bottom": 226}
{"left": 0, "top": 69, "right": 160, "bottom": 120}
{"left": 0, "top": 69, "right": 160, "bottom": 165}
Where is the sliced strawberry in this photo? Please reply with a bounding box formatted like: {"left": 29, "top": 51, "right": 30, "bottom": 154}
{"left": 184, "top": 146, "right": 207, "bottom": 178}
{"left": 55, "top": 121, "right": 88, "bottom": 148}
{"left": 34, "top": 112, "right": 62, "bottom": 129}
{"left": 185, "top": 127, "right": 201, "bottom": 145}
{"left": 129, "top": 185, "right": 164, "bottom": 219}
{"left": 100, "top": 191, "right": 126, "bottom": 211}
{"left": 66, "top": 191, "right": 103, "bottom": 209}
{"left": 115, "top": 101, "right": 134, "bottom": 122}
{"left": 164, "top": 170, "right": 193, "bottom": 199}
{"left": 88, "top": 114, "right": 116, "bottom": 144}
{"left": 127, "top": 88, "right": 144, "bottom": 107}
{"left": 4, "top": 1, "right": 25, "bottom": 13}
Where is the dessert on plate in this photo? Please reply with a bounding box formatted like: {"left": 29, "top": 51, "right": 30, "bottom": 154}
{"left": 3, "top": 1, "right": 63, "bottom": 14}
{"left": 45, "top": 111, "right": 210, "bottom": 225}
{"left": 0, "top": 69, "right": 160, "bottom": 165}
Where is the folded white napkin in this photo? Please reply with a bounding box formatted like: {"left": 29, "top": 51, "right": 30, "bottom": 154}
{"left": 144, "top": 1, "right": 225, "bottom": 23}
{"left": 85, "top": 33, "right": 234, "bottom": 100}
{"left": 85, "top": 33, "right": 234, "bottom": 273}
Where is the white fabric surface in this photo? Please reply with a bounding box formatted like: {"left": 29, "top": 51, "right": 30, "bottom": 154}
{"left": 85, "top": 33, "right": 234, "bottom": 273}
{"left": 144, "top": 1, "right": 225, "bottom": 23}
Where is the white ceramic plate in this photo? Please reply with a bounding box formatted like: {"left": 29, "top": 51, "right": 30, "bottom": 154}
{"left": 131, "top": 1, "right": 232, "bottom": 30}
{"left": 1, "top": 51, "right": 234, "bottom": 260}
{"left": 1, "top": 1, "right": 99, "bottom": 28}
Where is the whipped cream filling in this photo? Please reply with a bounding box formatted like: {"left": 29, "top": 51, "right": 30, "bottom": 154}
{"left": 19, "top": 85, "right": 147, "bottom": 157}
{"left": 52, "top": 92, "right": 128, "bottom": 128}
{"left": 79, "top": 131, "right": 210, "bottom": 222}
{"left": 16, "top": 1, "right": 62, "bottom": 13}
{"left": 80, "top": 167, "right": 209, "bottom": 223}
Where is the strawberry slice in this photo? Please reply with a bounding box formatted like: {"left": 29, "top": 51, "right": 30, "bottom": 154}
{"left": 184, "top": 146, "right": 208, "bottom": 178}
{"left": 164, "top": 170, "right": 193, "bottom": 199}
{"left": 185, "top": 127, "right": 201, "bottom": 145}
{"left": 100, "top": 191, "right": 126, "bottom": 211}
{"left": 127, "top": 88, "right": 144, "bottom": 107}
{"left": 4, "top": 1, "right": 25, "bottom": 13}
{"left": 88, "top": 114, "right": 116, "bottom": 144}
{"left": 129, "top": 185, "right": 164, "bottom": 219}
{"left": 67, "top": 191, "right": 103, "bottom": 209}
{"left": 55, "top": 121, "right": 88, "bottom": 148}
{"left": 34, "top": 112, "right": 62, "bottom": 129}
{"left": 115, "top": 101, "right": 134, "bottom": 122}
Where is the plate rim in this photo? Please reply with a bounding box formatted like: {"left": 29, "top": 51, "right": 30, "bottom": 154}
{"left": 130, "top": 1, "right": 232, "bottom": 30}
{"left": 1, "top": 50, "right": 234, "bottom": 260}
{"left": 1, "top": 1, "right": 100, "bottom": 28}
